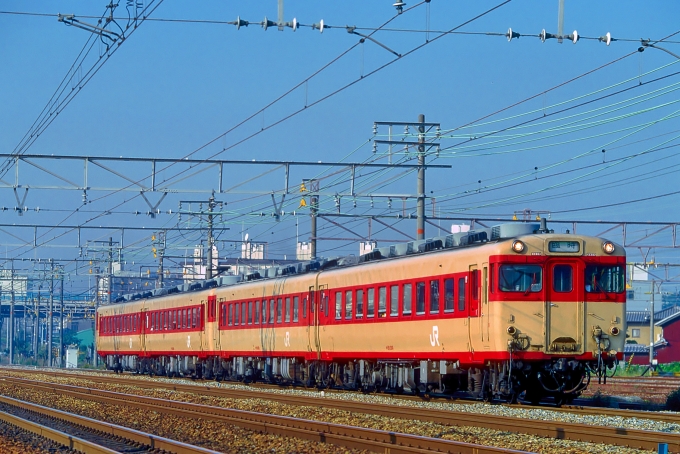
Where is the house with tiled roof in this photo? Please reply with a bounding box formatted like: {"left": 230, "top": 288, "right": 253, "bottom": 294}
{"left": 625, "top": 306, "right": 680, "bottom": 364}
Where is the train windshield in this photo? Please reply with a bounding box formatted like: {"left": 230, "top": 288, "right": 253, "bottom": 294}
{"left": 499, "top": 264, "right": 543, "bottom": 292}
{"left": 585, "top": 265, "right": 625, "bottom": 293}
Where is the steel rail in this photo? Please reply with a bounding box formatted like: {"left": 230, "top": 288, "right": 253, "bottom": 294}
{"left": 0, "top": 394, "right": 220, "bottom": 454}
{"left": 1, "top": 376, "right": 528, "bottom": 454}
{"left": 4, "top": 375, "right": 680, "bottom": 452}
{"left": 0, "top": 409, "right": 119, "bottom": 454}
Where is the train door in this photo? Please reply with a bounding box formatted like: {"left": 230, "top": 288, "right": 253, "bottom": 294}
{"left": 545, "top": 259, "right": 584, "bottom": 354}
{"left": 313, "top": 284, "right": 328, "bottom": 360}
{"left": 481, "top": 263, "right": 489, "bottom": 342}
{"left": 307, "top": 286, "right": 315, "bottom": 353}
{"left": 141, "top": 308, "right": 147, "bottom": 355}
{"left": 469, "top": 266, "right": 480, "bottom": 317}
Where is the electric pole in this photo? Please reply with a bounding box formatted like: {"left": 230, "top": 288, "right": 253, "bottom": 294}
{"left": 374, "top": 115, "right": 440, "bottom": 241}
{"left": 48, "top": 259, "right": 54, "bottom": 367}
{"left": 417, "top": 114, "right": 426, "bottom": 240}
{"left": 9, "top": 260, "right": 14, "bottom": 365}
{"left": 179, "top": 194, "right": 226, "bottom": 280}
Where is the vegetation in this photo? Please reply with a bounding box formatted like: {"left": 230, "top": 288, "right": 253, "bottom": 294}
{"left": 666, "top": 387, "right": 680, "bottom": 411}
{"left": 616, "top": 361, "right": 680, "bottom": 376}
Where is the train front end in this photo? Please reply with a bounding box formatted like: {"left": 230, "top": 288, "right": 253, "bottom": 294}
{"left": 491, "top": 224, "right": 626, "bottom": 403}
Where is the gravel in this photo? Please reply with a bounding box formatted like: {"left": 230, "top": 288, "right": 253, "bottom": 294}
{"left": 0, "top": 367, "right": 663, "bottom": 453}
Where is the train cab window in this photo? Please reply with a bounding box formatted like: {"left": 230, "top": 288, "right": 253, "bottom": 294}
{"left": 585, "top": 265, "right": 625, "bottom": 293}
{"left": 356, "top": 290, "right": 364, "bottom": 318}
{"left": 285, "top": 297, "right": 291, "bottom": 323}
{"left": 430, "top": 280, "right": 440, "bottom": 314}
{"left": 270, "top": 299, "right": 275, "bottom": 324}
{"left": 367, "top": 288, "right": 375, "bottom": 318}
{"left": 248, "top": 301, "right": 254, "bottom": 324}
{"left": 416, "top": 282, "right": 426, "bottom": 315}
{"left": 378, "top": 287, "right": 387, "bottom": 317}
{"left": 458, "top": 278, "right": 466, "bottom": 311}
{"left": 553, "top": 265, "right": 573, "bottom": 292}
{"left": 444, "top": 278, "right": 454, "bottom": 313}
{"left": 403, "top": 283, "right": 412, "bottom": 316}
{"left": 335, "top": 292, "right": 343, "bottom": 320}
{"left": 499, "top": 264, "right": 543, "bottom": 292}
{"left": 277, "top": 298, "right": 283, "bottom": 323}
{"left": 345, "top": 291, "right": 352, "bottom": 320}
{"left": 261, "top": 300, "right": 267, "bottom": 324}
{"left": 293, "top": 296, "right": 299, "bottom": 322}
{"left": 390, "top": 285, "right": 399, "bottom": 317}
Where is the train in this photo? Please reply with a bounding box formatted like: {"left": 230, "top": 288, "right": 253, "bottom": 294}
{"left": 96, "top": 220, "right": 626, "bottom": 404}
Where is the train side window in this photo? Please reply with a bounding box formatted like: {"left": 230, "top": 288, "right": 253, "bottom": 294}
{"left": 248, "top": 301, "right": 253, "bottom": 324}
{"left": 444, "top": 278, "right": 454, "bottom": 313}
{"left": 345, "top": 290, "right": 352, "bottom": 320}
{"left": 261, "top": 300, "right": 267, "bottom": 324}
{"left": 302, "top": 296, "right": 308, "bottom": 319}
{"left": 285, "top": 297, "right": 291, "bottom": 323}
{"left": 242, "top": 303, "right": 247, "bottom": 326}
{"left": 235, "top": 303, "right": 240, "bottom": 325}
{"left": 416, "top": 282, "right": 426, "bottom": 315}
{"left": 173, "top": 311, "right": 178, "bottom": 330}
{"left": 430, "top": 280, "right": 440, "bottom": 314}
{"left": 403, "top": 283, "right": 412, "bottom": 316}
{"left": 390, "top": 285, "right": 399, "bottom": 317}
{"left": 293, "top": 296, "right": 299, "bottom": 323}
{"left": 458, "top": 278, "right": 466, "bottom": 311}
{"left": 553, "top": 265, "right": 573, "bottom": 292}
{"left": 228, "top": 304, "right": 233, "bottom": 326}
{"left": 367, "top": 288, "right": 375, "bottom": 318}
{"left": 277, "top": 298, "right": 283, "bottom": 323}
{"left": 378, "top": 287, "right": 387, "bottom": 317}
{"left": 356, "top": 290, "right": 364, "bottom": 318}
{"left": 254, "top": 301, "right": 260, "bottom": 325}
{"left": 335, "top": 292, "right": 343, "bottom": 320}
{"left": 270, "top": 299, "right": 275, "bottom": 324}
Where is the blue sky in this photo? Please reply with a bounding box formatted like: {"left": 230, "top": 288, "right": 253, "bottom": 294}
{"left": 1, "top": 1, "right": 680, "bottom": 282}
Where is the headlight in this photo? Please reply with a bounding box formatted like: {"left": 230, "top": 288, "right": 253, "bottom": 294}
{"left": 602, "top": 241, "right": 615, "bottom": 254}
{"left": 609, "top": 326, "right": 620, "bottom": 336}
{"left": 512, "top": 240, "right": 525, "bottom": 253}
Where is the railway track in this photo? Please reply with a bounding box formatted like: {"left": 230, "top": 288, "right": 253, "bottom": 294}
{"left": 6, "top": 368, "right": 679, "bottom": 424}
{"left": 0, "top": 375, "right": 527, "bottom": 454}
{"left": 2, "top": 372, "right": 680, "bottom": 452}
{"left": 0, "top": 393, "right": 219, "bottom": 454}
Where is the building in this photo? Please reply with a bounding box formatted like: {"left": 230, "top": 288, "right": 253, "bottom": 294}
{"left": 625, "top": 306, "right": 680, "bottom": 364}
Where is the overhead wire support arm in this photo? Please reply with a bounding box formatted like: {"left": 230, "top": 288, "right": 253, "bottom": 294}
{"left": 346, "top": 26, "right": 401, "bottom": 57}
{"left": 57, "top": 14, "right": 123, "bottom": 43}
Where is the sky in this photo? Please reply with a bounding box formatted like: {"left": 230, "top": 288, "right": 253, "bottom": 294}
{"left": 1, "top": 1, "right": 680, "bottom": 292}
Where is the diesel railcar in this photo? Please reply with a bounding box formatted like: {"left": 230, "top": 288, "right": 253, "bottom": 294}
{"left": 96, "top": 221, "right": 626, "bottom": 404}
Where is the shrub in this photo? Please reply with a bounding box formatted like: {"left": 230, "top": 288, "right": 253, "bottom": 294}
{"left": 666, "top": 387, "right": 680, "bottom": 411}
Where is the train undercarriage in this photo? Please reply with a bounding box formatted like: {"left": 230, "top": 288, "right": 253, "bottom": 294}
{"left": 105, "top": 353, "right": 615, "bottom": 406}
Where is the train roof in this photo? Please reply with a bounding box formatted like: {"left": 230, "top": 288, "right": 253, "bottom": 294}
{"left": 111, "top": 221, "right": 616, "bottom": 305}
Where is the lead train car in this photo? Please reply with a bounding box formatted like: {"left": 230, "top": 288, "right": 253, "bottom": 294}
{"left": 97, "top": 222, "right": 625, "bottom": 404}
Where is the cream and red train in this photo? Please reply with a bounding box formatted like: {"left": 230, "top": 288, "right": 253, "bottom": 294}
{"left": 96, "top": 221, "right": 626, "bottom": 403}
